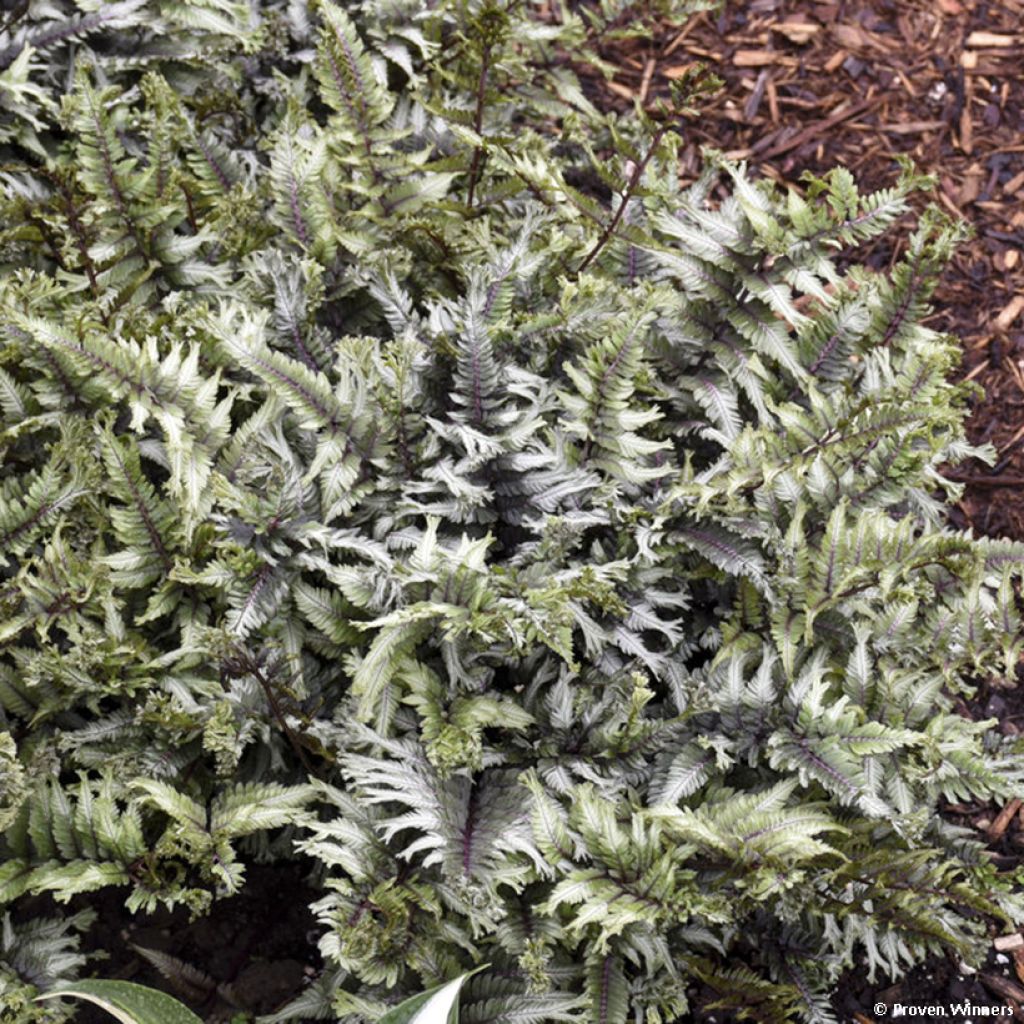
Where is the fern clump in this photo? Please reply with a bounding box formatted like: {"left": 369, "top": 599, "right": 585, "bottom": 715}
{"left": 0, "top": 1, "right": 1021, "bottom": 1022}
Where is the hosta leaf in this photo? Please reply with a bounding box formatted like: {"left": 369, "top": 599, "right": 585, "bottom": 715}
{"left": 36, "top": 981, "right": 202, "bottom": 1024}
{"left": 379, "top": 967, "right": 488, "bottom": 1024}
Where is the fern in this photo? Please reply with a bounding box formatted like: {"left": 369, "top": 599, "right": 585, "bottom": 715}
{"left": 0, "top": 1, "right": 1020, "bottom": 1022}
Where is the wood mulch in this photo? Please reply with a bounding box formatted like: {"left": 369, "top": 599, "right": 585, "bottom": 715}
{"left": 571, "top": 1, "right": 1024, "bottom": 1020}
{"left": 574, "top": 0, "right": 1024, "bottom": 540}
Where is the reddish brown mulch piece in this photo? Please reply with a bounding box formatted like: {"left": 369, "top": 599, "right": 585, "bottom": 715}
{"left": 575, "top": 0, "right": 1024, "bottom": 538}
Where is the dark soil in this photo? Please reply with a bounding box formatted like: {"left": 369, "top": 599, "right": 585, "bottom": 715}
{"left": 35, "top": 863, "right": 322, "bottom": 1022}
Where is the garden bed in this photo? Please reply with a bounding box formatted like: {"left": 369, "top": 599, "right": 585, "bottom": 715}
{"left": 2, "top": 1, "right": 1023, "bottom": 1021}
{"left": 574, "top": 0, "right": 1024, "bottom": 537}
{"left": 574, "top": 1, "right": 1024, "bottom": 1018}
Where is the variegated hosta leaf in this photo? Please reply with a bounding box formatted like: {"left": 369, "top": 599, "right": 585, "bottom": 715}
{"left": 36, "top": 981, "right": 202, "bottom": 1024}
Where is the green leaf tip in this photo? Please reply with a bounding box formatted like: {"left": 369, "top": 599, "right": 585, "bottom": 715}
{"left": 378, "top": 966, "right": 489, "bottom": 1024}
{"left": 35, "top": 980, "right": 203, "bottom": 1024}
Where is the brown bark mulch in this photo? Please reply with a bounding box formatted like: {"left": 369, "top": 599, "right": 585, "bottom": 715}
{"left": 574, "top": 0, "right": 1024, "bottom": 541}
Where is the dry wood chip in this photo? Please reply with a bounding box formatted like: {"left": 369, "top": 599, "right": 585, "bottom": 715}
{"left": 960, "top": 101, "right": 974, "bottom": 154}
{"left": 999, "top": 420, "right": 1024, "bottom": 452}
{"left": 896, "top": 68, "right": 920, "bottom": 97}
{"left": 964, "top": 359, "right": 990, "bottom": 382}
{"left": 680, "top": 44, "right": 720, "bottom": 59}
{"left": 937, "top": 0, "right": 963, "bottom": 11}
{"left": 995, "top": 934, "right": 1024, "bottom": 953}
{"left": 767, "top": 76, "right": 779, "bottom": 124}
{"left": 884, "top": 120, "right": 947, "bottom": 134}
{"left": 959, "top": 164, "right": 986, "bottom": 205}
{"left": 663, "top": 13, "right": 705, "bottom": 56}
{"left": 996, "top": 295, "right": 1024, "bottom": 331}
{"left": 832, "top": 24, "right": 873, "bottom": 49}
{"left": 733, "top": 50, "right": 799, "bottom": 67}
{"left": 966, "top": 31, "right": 1020, "bottom": 47}
{"left": 721, "top": 100, "right": 747, "bottom": 123}
{"left": 1009, "top": 359, "right": 1024, "bottom": 394}
{"left": 757, "top": 96, "right": 880, "bottom": 158}
{"left": 1004, "top": 170, "right": 1024, "bottom": 195}
{"left": 744, "top": 69, "right": 769, "bottom": 121}
{"left": 664, "top": 64, "right": 698, "bottom": 80}
{"left": 663, "top": 30, "right": 688, "bottom": 57}
{"left": 980, "top": 973, "right": 1024, "bottom": 1005}
{"left": 638, "top": 57, "right": 655, "bottom": 104}
{"left": 824, "top": 49, "right": 847, "bottom": 73}
{"left": 771, "top": 20, "right": 820, "bottom": 45}
{"left": 1008, "top": 251, "right": 1021, "bottom": 270}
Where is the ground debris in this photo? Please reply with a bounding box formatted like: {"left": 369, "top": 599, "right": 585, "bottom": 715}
{"left": 573, "top": 0, "right": 1024, "bottom": 538}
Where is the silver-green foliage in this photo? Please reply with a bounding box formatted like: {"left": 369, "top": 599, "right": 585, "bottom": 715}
{"left": 1, "top": 1, "right": 1022, "bottom": 1022}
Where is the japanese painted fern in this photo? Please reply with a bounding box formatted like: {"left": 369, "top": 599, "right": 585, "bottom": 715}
{"left": 0, "top": 1, "right": 1020, "bottom": 1022}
